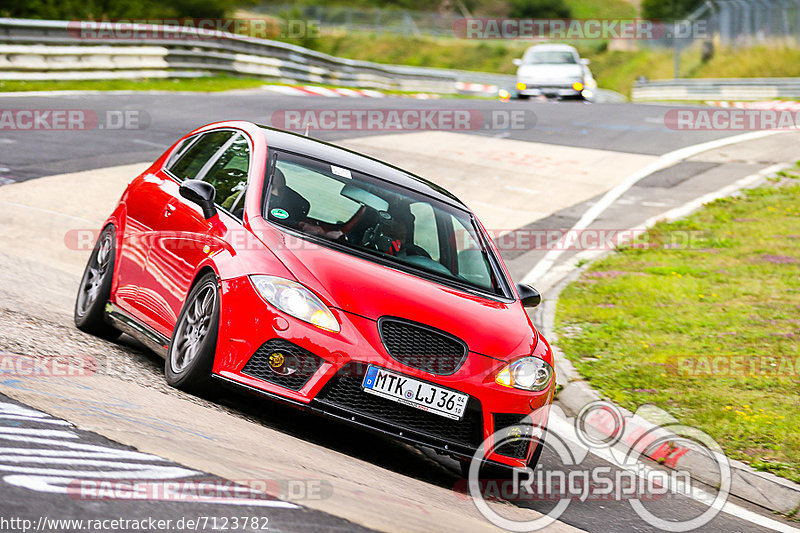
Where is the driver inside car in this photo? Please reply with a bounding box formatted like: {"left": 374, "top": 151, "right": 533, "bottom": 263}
{"left": 383, "top": 218, "right": 430, "bottom": 259}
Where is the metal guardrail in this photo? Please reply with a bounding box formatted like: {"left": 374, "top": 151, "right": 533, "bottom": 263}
{"left": 632, "top": 78, "right": 800, "bottom": 101}
{"left": 0, "top": 18, "right": 515, "bottom": 94}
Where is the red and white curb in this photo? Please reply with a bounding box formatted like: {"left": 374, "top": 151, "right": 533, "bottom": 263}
{"left": 455, "top": 81, "right": 498, "bottom": 95}
{"left": 261, "top": 85, "right": 443, "bottom": 99}
{"left": 707, "top": 100, "right": 800, "bottom": 111}
{"left": 263, "top": 85, "right": 386, "bottom": 98}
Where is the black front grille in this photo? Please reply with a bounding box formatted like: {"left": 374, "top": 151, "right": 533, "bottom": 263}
{"left": 316, "top": 363, "right": 483, "bottom": 450}
{"left": 378, "top": 317, "right": 468, "bottom": 376}
{"left": 493, "top": 414, "right": 532, "bottom": 459}
{"left": 242, "top": 339, "right": 324, "bottom": 391}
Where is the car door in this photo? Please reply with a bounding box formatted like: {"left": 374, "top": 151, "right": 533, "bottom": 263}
{"left": 113, "top": 135, "right": 197, "bottom": 316}
{"left": 138, "top": 130, "right": 250, "bottom": 337}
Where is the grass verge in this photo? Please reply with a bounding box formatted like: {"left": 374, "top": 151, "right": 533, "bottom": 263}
{"left": 555, "top": 170, "right": 800, "bottom": 483}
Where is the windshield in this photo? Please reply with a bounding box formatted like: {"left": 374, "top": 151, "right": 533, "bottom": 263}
{"left": 264, "top": 150, "right": 506, "bottom": 296}
{"left": 523, "top": 50, "right": 577, "bottom": 64}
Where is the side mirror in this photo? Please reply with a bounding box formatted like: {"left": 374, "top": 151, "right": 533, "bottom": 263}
{"left": 513, "top": 58, "right": 522, "bottom": 66}
{"left": 179, "top": 179, "right": 217, "bottom": 219}
{"left": 516, "top": 283, "right": 541, "bottom": 308}
{"left": 580, "top": 58, "right": 591, "bottom": 66}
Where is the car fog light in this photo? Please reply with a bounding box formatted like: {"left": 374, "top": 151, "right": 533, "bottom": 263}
{"left": 572, "top": 82, "right": 584, "bottom": 92}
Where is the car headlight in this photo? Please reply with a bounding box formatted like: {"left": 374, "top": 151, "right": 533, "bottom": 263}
{"left": 495, "top": 356, "right": 553, "bottom": 391}
{"left": 250, "top": 275, "right": 340, "bottom": 332}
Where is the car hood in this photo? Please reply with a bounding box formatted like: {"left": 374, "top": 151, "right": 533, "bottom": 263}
{"left": 255, "top": 226, "right": 536, "bottom": 359}
{"left": 517, "top": 63, "right": 583, "bottom": 82}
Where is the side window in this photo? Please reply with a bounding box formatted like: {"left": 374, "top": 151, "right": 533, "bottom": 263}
{"left": 166, "top": 135, "right": 197, "bottom": 167}
{"left": 409, "top": 202, "right": 440, "bottom": 262}
{"left": 168, "top": 130, "right": 235, "bottom": 181}
{"left": 203, "top": 134, "right": 250, "bottom": 217}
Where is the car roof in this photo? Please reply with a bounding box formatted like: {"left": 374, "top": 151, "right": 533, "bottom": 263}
{"left": 257, "top": 125, "right": 466, "bottom": 209}
{"left": 526, "top": 44, "right": 578, "bottom": 52}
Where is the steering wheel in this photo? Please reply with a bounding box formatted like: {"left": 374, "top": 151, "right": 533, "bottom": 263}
{"left": 361, "top": 223, "right": 381, "bottom": 249}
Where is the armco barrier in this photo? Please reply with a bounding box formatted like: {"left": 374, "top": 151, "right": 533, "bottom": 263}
{"left": 633, "top": 78, "right": 800, "bottom": 102}
{"left": 0, "top": 18, "right": 514, "bottom": 94}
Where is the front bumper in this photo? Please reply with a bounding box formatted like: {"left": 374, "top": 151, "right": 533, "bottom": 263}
{"left": 517, "top": 83, "right": 584, "bottom": 98}
{"left": 213, "top": 276, "right": 555, "bottom": 468}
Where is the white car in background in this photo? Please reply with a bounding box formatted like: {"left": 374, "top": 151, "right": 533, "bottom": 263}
{"left": 513, "top": 44, "right": 596, "bottom": 101}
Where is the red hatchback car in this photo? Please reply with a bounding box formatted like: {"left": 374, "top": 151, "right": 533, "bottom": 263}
{"left": 75, "top": 121, "right": 555, "bottom": 471}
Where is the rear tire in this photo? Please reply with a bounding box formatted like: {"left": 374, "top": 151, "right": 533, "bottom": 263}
{"left": 165, "top": 272, "right": 220, "bottom": 394}
{"left": 74, "top": 225, "right": 121, "bottom": 340}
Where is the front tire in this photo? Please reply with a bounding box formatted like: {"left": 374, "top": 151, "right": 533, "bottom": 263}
{"left": 74, "top": 225, "right": 120, "bottom": 339}
{"left": 165, "top": 272, "right": 220, "bottom": 393}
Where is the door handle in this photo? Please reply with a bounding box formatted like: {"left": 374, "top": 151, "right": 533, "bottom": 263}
{"left": 164, "top": 203, "right": 176, "bottom": 217}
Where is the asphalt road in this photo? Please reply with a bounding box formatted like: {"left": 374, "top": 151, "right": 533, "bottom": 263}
{"left": 0, "top": 92, "right": 730, "bottom": 182}
{"left": 0, "top": 91, "right": 797, "bottom": 533}
{"left": 0, "top": 392, "right": 373, "bottom": 533}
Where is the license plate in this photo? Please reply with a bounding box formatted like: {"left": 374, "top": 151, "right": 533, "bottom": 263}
{"left": 362, "top": 365, "right": 468, "bottom": 420}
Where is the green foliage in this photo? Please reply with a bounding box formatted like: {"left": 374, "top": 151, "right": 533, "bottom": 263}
{"left": 641, "top": 0, "right": 703, "bottom": 20}
{"left": 508, "top": 0, "right": 571, "bottom": 19}
{"left": 0, "top": 0, "right": 241, "bottom": 20}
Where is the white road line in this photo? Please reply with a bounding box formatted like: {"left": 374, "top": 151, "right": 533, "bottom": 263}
{"left": 521, "top": 130, "right": 783, "bottom": 285}
{"left": 0, "top": 448, "right": 161, "bottom": 459}
{"left": 531, "top": 162, "right": 790, "bottom": 295}
{"left": 0, "top": 427, "right": 78, "bottom": 438}
{"left": 0, "top": 415, "right": 71, "bottom": 425}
